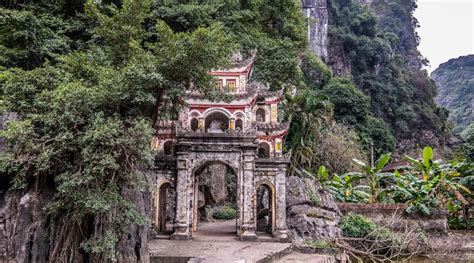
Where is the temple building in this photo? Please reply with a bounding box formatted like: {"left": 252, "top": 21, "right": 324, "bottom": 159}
{"left": 151, "top": 53, "right": 290, "bottom": 241}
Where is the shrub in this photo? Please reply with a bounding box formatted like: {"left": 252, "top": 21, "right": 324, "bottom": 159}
{"left": 212, "top": 205, "right": 237, "bottom": 220}
{"left": 341, "top": 214, "right": 377, "bottom": 238}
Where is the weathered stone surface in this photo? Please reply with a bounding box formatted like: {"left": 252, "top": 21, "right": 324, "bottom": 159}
{"left": 301, "top": 0, "right": 329, "bottom": 61}
{"left": 117, "top": 188, "right": 151, "bottom": 263}
{"left": 197, "top": 163, "right": 228, "bottom": 205}
{"left": 3, "top": 186, "right": 151, "bottom": 263}
{"left": 286, "top": 176, "right": 342, "bottom": 241}
{"left": 5, "top": 190, "right": 55, "bottom": 263}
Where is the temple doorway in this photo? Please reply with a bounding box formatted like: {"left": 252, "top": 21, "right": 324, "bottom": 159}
{"left": 192, "top": 161, "right": 239, "bottom": 237}
{"left": 256, "top": 183, "right": 275, "bottom": 237}
{"left": 154, "top": 181, "right": 175, "bottom": 236}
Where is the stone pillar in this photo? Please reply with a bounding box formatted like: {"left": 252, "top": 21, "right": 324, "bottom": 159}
{"left": 198, "top": 117, "right": 205, "bottom": 131}
{"left": 275, "top": 167, "right": 289, "bottom": 242}
{"left": 229, "top": 118, "right": 235, "bottom": 130}
{"left": 171, "top": 157, "right": 190, "bottom": 240}
{"left": 270, "top": 103, "right": 278, "bottom": 123}
{"left": 275, "top": 138, "right": 283, "bottom": 157}
{"left": 241, "top": 150, "right": 257, "bottom": 241}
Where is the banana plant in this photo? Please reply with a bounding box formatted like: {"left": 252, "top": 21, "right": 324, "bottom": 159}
{"left": 327, "top": 172, "right": 370, "bottom": 203}
{"left": 391, "top": 147, "right": 472, "bottom": 215}
{"left": 404, "top": 146, "right": 438, "bottom": 181}
{"left": 353, "top": 153, "right": 393, "bottom": 204}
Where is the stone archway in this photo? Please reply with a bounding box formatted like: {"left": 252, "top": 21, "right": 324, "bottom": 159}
{"left": 191, "top": 161, "right": 239, "bottom": 236}
{"left": 255, "top": 181, "right": 276, "bottom": 237}
{"left": 154, "top": 180, "right": 173, "bottom": 234}
{"left": 171, "top": 133, "right": 259, "bottom": 241}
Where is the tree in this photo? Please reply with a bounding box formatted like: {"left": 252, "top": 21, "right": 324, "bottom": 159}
{"left": 0, "top": 0, "right": 234, "bottom": 261}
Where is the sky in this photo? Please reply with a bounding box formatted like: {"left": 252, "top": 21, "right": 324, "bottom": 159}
{"left": 413, "top": 0, "right": 474, "bottom": 73}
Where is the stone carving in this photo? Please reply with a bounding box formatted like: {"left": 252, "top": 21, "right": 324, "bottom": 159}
{"left": 208, "top": 120, "right": 224, "bottom": 133}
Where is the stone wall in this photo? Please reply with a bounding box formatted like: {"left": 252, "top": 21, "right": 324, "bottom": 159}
{"left": 286, "top": 176, "right": 342, "bottom": 241}
{"left": 338, "top": 203, "right": 448, "bottom": 234}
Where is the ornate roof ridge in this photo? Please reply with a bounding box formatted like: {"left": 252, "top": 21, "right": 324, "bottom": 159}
{"left": 254, "top": 121, "right": 289, "bottom": 131}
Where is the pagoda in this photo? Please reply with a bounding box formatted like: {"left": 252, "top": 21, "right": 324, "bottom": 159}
{"left": 151, "top": 53, "right": 290, "bottom": 242}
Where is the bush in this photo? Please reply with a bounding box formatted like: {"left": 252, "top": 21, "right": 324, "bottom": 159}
{"left": 341, "top": 214, "right": 377, "bottom": 238}
{"left": 212, "top": 205, "right": 237, "bottom": 220}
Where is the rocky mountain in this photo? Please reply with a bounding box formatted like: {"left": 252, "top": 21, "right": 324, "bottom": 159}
{"left": 431, "top": 55, "right": 474, "bottom": 134}
{"left": 303, "top": 0, "right": 448, "bottom": 152}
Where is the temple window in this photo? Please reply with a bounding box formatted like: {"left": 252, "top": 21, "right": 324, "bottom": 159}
{"left": 226, "top": 79, "right": 236, "bottom": 92}
{"left": 257, "top": 142, "right": 271, "bottom": 158}
{"left": 163, "top": 141, "right": 174, "bottom": 156}
{"left": 256, "top": 108, "right": 266, "bottom": 123}
{"left": 190, "top": 118, "right": 199, "bottom": 131}
{"left": 218, "top": 79, "right": 223, "bottom": 90}
{"left": 235, "top": 119, "right": 243, "bottom": 131}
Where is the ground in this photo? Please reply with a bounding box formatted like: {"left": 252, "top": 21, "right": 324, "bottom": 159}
{"left": 149, "top": 220, "right": 333, "bottom": 262}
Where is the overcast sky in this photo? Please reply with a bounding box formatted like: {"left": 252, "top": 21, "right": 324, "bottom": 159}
{"left": 413, "top": 0, "right": 474, "bottom": 73}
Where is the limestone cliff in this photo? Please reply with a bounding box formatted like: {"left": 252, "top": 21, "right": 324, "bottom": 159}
{"left": 303, "top": 0, "right": 447, "bottom": 149}
{"left": 301, "top": 0, "right": 329, "bottom": 61}
{"left": 431, "top": 55, "right": 474, "bottom": 134}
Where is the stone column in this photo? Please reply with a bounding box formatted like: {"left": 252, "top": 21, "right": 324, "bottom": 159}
{"left": 171, "top": 157, "right": 190, "bottom": 240}
{"left": 198, "top": 117, "right": 205, "bottom": 131}
{"left": 229, "top": 118, "right": 235, "bottom": 131}
{"left": 275, "top": 138, "right": 283, "bottom": 157}
{"left": 241, "top": 150, "right": 257, "bottom": 241}
{"left": 275, "top": 167, "right": 289, "bottom": 242}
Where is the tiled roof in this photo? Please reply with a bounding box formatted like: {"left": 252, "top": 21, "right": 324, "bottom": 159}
{"left": 255, "top": 122, "right": 289, "bottom": 131}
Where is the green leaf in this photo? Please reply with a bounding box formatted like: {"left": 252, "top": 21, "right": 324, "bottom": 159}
{"left": 375, "top": 153, "right": 391, "bottom": 172}
{"left": 353, "top": 158, "right": 367, "bottom": 168}
{"left": 423, "top": 147, "right": 433, "bottom": 168}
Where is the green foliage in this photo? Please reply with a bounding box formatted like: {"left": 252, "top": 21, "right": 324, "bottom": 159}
{"left": 0, "top": 0, "right": 235, "bottom": 260}
{"left": 341, "top": 214, "right": 378, "bottom": 238}
{"left": 391, "top": 147, "right": 472, "bottom": 215}
{"left": 352, "top": 153, "right": 393, "bottom": 204}
{"left": 213, "top": 205, "right": 237, "bottom": 220}
{"left": 320, "top": 77, "right": 370, "bottom": 126}
{"left": 0, "top": 4, "right": 90, "bottom": 70}
{"left": 308, "top": 189, "right": 321, "bottom": 206}
{"left": 153, "top": 0, "right": 307, "bottom": 89}
{"left": 329, "top": 0, "right": 448, "bottom": 140}
{"left": 301, "top": 51, "right": 332, "bottom": 90}
{"left": 357, "top": 116, "right": 396, "bottom": 154}
{"left": 327, "top": 172, "right": 370, "bottom": 203}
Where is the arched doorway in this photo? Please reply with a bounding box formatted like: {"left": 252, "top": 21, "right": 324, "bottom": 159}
{"left": 256, "top": 108, "right": 266, "bottom": 122}
{"left": 163, "top": 140, "right": 173, "bottom": 156}
{"left": 258, "top": 142, "right": 271, "bottom": 158}
{"left": 155, "top": 181, "right": 174, "bottom": 235}
{"left": 190, "top": 118, "right": 199, "bottom": 131}
{"left": 192, "top": 161, "right": 239, "bottom": 237}
{"left": 256, "top": 183, "right": 275, "bottom": 237}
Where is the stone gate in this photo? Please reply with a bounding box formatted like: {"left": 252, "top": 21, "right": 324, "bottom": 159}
{"left": 151, "top": 53, "right": 290, "bottom": 241}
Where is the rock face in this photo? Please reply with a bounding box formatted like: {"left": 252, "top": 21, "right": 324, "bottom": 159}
{"left": 301, "top": 0, "right": 329, "bottom": 61}
{"left": 286, "top": 176, "right": 342, "bottom": 241}
{"left": 4, "top": 190, "right": 55, "bottom": 263}
{"left": 2, "top": 186, "right": 151, "bottom": 262}
{"left": 197, "top": 163, "right": 229, "bottom": 205}
{"left": 431, "top": 55, "right": 474, "bottom": 133}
